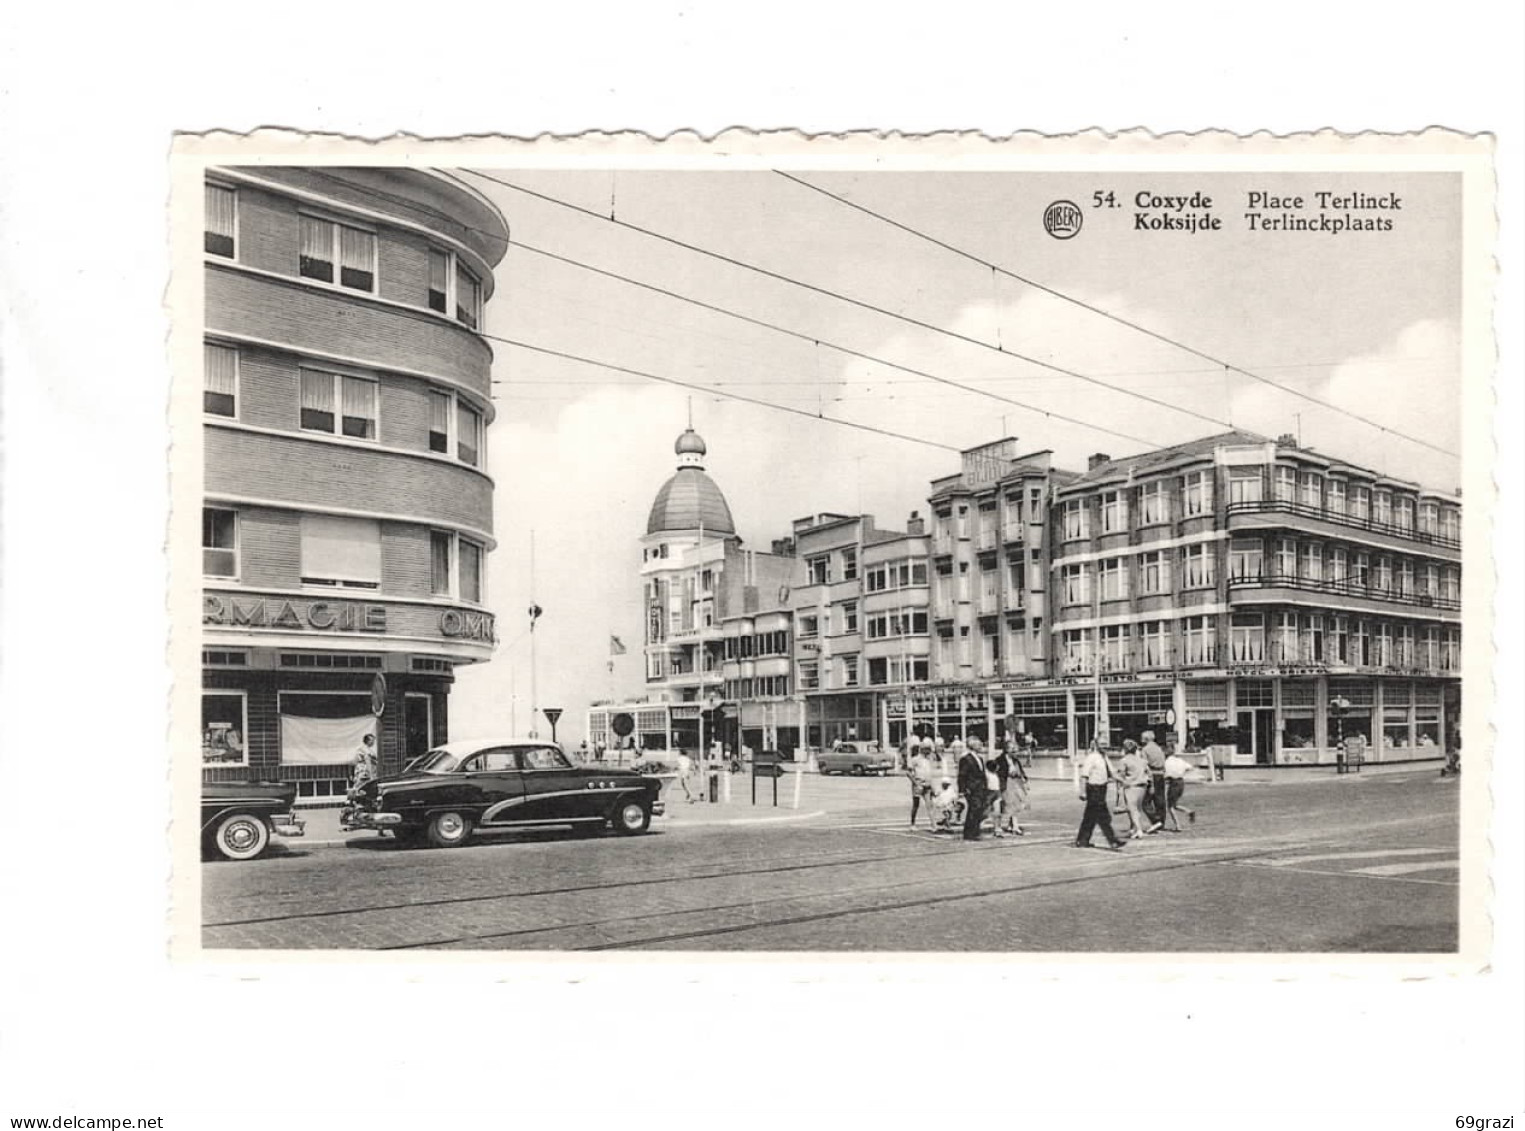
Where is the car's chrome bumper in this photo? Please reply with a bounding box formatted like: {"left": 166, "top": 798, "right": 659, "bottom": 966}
{"left": 651, "top": 799, "right": 666, "bottom": 817}
{"left": 339, "top": 808, "right": 402, "bottom": 831}
{"left": 272, "top": 814, "right": 306, "bottom": 838}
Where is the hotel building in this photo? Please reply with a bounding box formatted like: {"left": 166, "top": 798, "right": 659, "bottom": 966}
{"left": 1036, "top": 431, "right": 1461, "bottom": 767}
{"left": 200, "top": 167, "right": 510, "bottom": 803}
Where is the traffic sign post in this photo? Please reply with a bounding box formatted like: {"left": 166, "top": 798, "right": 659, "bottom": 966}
{"left": 542, "top": 707, "right": 563, "bottom": 744}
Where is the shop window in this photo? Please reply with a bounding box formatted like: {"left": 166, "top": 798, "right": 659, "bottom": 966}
{"left": 277, "top": 692, "right": 375, "bottom": 770}
{"left": 299, "top": 214, "right": 376, "bottom": 292}
{"left": 300, "top": 370, "right": 377, "bottom": 440}
{"left": 300, "top": 514, "right": 381, "bottom": 590}
{"left": 202, "top": 507, "right": 238, "bottom": 578}
{"left": 1282, "top": 712, "right": 1317, "bottom": 751}
{"left": 1381, "top": 706, "right": 1412, "bottom": 750}
{"left": 205, "top": 183, "right": 237, "bottom": 257}
{"left": 202, "top": 692, "right": 247, "bottom": 766}
{"left": 204, "top": 343, "right": 238, "bottom": 417}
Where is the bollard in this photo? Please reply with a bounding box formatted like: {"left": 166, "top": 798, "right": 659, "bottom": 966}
{"left": 708, "top": 769, "right": 720, "bottom": 803}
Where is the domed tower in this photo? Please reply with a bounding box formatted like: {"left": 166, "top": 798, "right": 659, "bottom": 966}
{"left": 640, "top": 427, "right": 738, "bottom": 711}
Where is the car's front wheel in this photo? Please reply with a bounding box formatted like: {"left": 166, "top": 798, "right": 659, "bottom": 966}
{"left": 613, "top": 799, "right": 652, "bottom": 835}
{"left": 426, "top": 811, "right": 473, "bottom": 848}
{"left": 209, "top": 812, "right": 270, "bottom": 861}
{"left": 851, "top": 765, "right": 865, "bottom": 776}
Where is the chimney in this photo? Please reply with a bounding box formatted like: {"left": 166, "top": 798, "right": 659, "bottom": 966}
{"left": 1087, "top": 453, "right": 1111, "bottom": 471}
{"left": 906, "top": 510, "right": 925, "bottom": 536}
{"left": 1276, "top": 433, "right": 1298, "bottom": 448}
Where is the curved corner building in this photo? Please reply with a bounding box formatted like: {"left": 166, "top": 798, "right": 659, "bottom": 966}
{"left": 200, "top": 167, "right": 509, "bottom": 803}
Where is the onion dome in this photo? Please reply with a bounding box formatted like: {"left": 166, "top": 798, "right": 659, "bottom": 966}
{"left": 646, "top": 428, "right": 736, "bottom": 535}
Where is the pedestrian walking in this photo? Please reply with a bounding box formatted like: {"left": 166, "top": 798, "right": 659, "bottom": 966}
{"left": 1140, "top": 730, "right": 1168, "bottom": 834}
{"left": 908, "top": 743, "right": 936, "bottom": 828}
{"left": 957, "top": 738, "right": 990, "bottom": 841}
{"left": 351, "top": 732, "right": 379, "bottom": 793}
{"left": 675, "top": 749, "right": 696, "bottom": 803}
{"left": 1073, "top": 740, "right": 1125, "bottom": 851}
{"left": 1162, "top": 750, "right": 1196, "bottom": 830}
{"left": 1116, "top": 739, "right": 1151, "bottom": 839}
{"left": 996, "top": 736, "right": 1030, "bottom": 835}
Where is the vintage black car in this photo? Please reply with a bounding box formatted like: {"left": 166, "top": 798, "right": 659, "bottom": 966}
{"left": 201, "top": 780, "right": 306, "bottom": 861}
{"left": 340, "top": 737, "right": 666, "bottom": 848}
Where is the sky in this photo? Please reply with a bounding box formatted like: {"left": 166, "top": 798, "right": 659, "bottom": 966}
{"left": 446, "top": 169, "right": 1464, "bottom": 744}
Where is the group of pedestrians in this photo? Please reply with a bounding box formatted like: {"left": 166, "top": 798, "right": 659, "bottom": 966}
{"left": 907, "top": 728, "right": 1199, "bottom": 849}
{"left": 905, "top": 734, "right": 1031, "bottom": 841}
{"left": 1075, "top": 730, "right": 1196, "bottom": 850}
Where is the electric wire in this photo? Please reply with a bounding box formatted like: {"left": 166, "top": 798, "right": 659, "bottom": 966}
{"left": 773, "top": 170, "right": 1458, "bottom": 459}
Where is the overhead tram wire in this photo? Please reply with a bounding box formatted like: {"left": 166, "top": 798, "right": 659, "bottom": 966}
{"left": 456, "top": 168, "right": 1239, "bottom": 435}
{"left": 483, "top": 333, "right": 967, "bottom": 455}
{"left": 773, "top": 170, "right": 1458, "bottom": 460}
{"left": 508, "top": 240, "right": 1156, "bottom": 448}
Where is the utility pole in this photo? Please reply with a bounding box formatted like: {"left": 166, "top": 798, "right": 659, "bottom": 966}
{"left": 528, "top": 530, "right": 542, "bottom": 738}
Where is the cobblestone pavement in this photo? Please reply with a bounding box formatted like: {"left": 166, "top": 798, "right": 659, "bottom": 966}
{"left": 202, "top": 772, "right": 1460, "bottom": 952}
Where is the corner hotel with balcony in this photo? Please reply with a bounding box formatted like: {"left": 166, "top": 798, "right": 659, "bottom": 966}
{"left": 200, "top": 167, "right": 510, "bottom": 803}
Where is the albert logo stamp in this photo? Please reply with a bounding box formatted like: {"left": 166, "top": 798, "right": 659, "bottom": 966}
{"left": 1043, "top": 199, "right": 1083, "bottom": 239}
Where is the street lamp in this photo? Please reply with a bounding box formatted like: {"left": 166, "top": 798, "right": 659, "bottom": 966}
{"left": 1330, "top": 695, "right": 1350, "bottom": 773}
{"left": 528, "top": 602, "right": 543, "bottom": 737}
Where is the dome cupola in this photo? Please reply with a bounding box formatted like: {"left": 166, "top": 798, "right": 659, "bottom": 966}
{"left": 646, "top": 427, "right": 736, "bottom": 535}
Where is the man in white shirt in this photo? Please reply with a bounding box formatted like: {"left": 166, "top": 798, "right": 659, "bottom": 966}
{"left": 1073, "top": 742, "right": 1125, "bottom": 851}
{"left": 1162, "top": 751, "right": 1196, "bottom": 830}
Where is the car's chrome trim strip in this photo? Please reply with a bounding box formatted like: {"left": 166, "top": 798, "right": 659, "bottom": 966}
{"left": 479, "top": 787, "right": 645, "bottom": 824}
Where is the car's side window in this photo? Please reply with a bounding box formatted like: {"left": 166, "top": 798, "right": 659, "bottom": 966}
{"left": 462, "top": 748, "right": 521, "bottom": 773}
{"left": 522, "top": 746, "right": 570, "bottom": 771}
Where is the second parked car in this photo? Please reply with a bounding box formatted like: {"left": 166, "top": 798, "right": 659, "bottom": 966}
{"left": 816, "top": 742, "right": 895, "bottom": 776}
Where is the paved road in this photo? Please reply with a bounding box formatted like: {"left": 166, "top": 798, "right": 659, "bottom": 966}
{"left": 202, "top": 772, "right": 1459, "bottom": 952}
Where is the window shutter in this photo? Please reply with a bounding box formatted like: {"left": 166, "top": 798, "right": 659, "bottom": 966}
{"left": 300, "top": 514, "right": 381, "bottom": 586}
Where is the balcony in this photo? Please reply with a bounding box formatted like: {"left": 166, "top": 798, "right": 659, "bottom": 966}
{"left": 1227, "top": 499, "right": 1459, "bottom": 553}
{"left": 1228, "top": 570, "right": 1460, "bottom": 613}
{"left": 976, "top": 527, "right": 998, "bottom": 552}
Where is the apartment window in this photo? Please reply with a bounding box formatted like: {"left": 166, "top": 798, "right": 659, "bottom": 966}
{"left": 1061, "top": 628, "right": 1093, "bottom": 674}
{"left": 459, "top": 539, "right": 483, "bottom": 603}
{"left": 300, "top": 370, "right": 377, "bottom": 440}
{"left": 1353, "top": 620, "right": 1372, "bottom": 666}
{"left": 798, "top": 660, "right": 819, "bottom": 691}
{"left": 202, "top": 507, "right": 237, "bottom": 577}
{"left": 1329, "top": 546, "right": 1348, "bottom": 585}
{"left": 1273, "top": 612, "right": 1298, "bottom": 662}
{"left": 427, "top": 248, "right": 451, "bottom": 313}
{"left": 1273, "top": 466, "right": 1296, "bottom": 504}
{"left": 1419, "top": 502, "right": 1439, "bottom": 536}
{"left": 1139, "top": 621, "right": 1170, "bottom": 668}
{"left": 841, "top": 601, "right": 859, "bottom": 634}
{"left": 1138, "top": 479, "right": 1168, "bottom": 525}
{"left": 1100, "top": 490, "right": 1128, "bottom": 534}
{"left": 841, "top": 547, "right": 858, "bottom": 581}
{"left": 428, "top": 390, "right": 452, "bottom": 453}
{"left": 1139, "top": 549, "right": 1172, "bottom": 594}
{"left": 1228, "top": 467, "right": 1263, "bottom": 505}
{"left": 1098, "top": 557, "right": 1128, "bottom": 601}
{"left": 1182, "top": 615, "right": 1217, "bottom": 665}
{"left": 1181, "top": 470, "right": 1212, "bottom": 516}
{"left": 1440, "top": 508, "right": 1460, "bottom": 543}
{"left": 204, "top": 343, "right": 238, "bottom": 417}
{"left": 1061, "top": 499, "right": 1089, "bottom": 541}
{"left": 1061, "top": 563, "right": 1090, "bottom": 606}
{"left": 1300, "top": 541, "right": 1323, "bottom": 583}
{"left": 1005, "top": 494, "right": 1024, "bottom": 528}
{"left": 299, "top": 214, "right": 376, "bottom": 292}
{"left": 430, "top": 531, "right": 452, "bottom": 595}
{"left": 911, "top": 561, "right": 928, "bottom": 585}
{"left": 1299, "top": 471, "right": 1323, "bottom": 510}
{"left": 798, "top": 615, "right": 819, "bottom": 639}
{"left": 1421, "top": 627, "right": 1440, "bottom": 671}
{"left": 1375, "top": 623, "right": 1394, "bottom": 667}
{"left": 1397, "top": 559, "right": 1414, "bottom": 598}
{"left": 1272, "top": 538, "right": 1297, "bottom": 581}
{"left": 1441, "top": 629, "right": 1460, "bottom": 671}
{"left": 1330, "top": 616, "right": 1349, "bottom": 664}
{"left": 457, "top": 400, "right": 482, "bottom": 466}
{"left": 1350, "top": 485, "right": 1371, "bottom": 522}
{"left": 1181, "top": 543, "right": 1216, "bottom": 589}
{"left": 1228, "top": 539, "right": 1262, "bottom": 583}
{"left": 1422, "top": 564, "right": 1440, "bottom": 601}
{"left": 1327, "top": 479, "right": 1347, "bottom": 516}
{"left": 1373, "top": 489, "right": 1392, "bottom": 528}
{"left": 1374, "top": 555, "right": 1393, "bottom": 594}
{"left": 300, "top": 514, "right": 381, "bottom": 590}
{"left": 1352, "top": 552, "right": 1370, "bottom": 589}
{"left": 842, "top": 654, "right": 859, "bottom": 687}
{"left": 1229, "top": 613, "right": 1265, "bottom": 663}
{"left": 1007, "top": 559, "right": 1025, "bottom": 598}
{"left": 1395, "top": 497, "right": 1415, "bottom": 534}
{"left": 205, "top": 183, "right": 236, "bottom": 258}
{"left": 1100, "top": 624, "right": 1129, "bottom": 671}
{"left": 1442, "top": 567, "right": 1460, "bottom": 604}
{"left": 807, "top": 555, "right": 832, "bottom": 585}
{"left": 455, "top": 261, "right": 482, "bottom": 329}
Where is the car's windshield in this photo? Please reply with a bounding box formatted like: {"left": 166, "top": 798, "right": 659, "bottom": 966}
{"left": 409, "top": 750, "right": 459, "bottom": 774}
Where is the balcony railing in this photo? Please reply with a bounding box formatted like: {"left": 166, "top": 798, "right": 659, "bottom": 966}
{"left": 1227, "top": 499, "right": 1460, "bottom": 551}
{"left": 1228, "top": 570, "right": 1461, "bottom": 611}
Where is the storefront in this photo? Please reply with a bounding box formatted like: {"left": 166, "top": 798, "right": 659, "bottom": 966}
{"left": 202, "top": 591, "right": 491, "bottom": 804}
